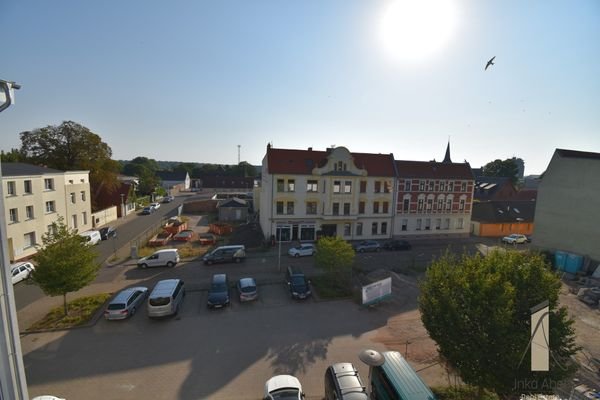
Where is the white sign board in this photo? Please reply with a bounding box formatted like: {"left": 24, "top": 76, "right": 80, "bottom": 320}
{"left": 362, "top": 277, "right": 392, "bottom": 306}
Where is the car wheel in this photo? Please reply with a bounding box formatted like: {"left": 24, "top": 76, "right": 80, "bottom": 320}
{"left": 359, "top": 249, "right": 365, "bottom": 253}
{"left": 294, "top": 253, "right": 300, "bottom": 258}
{"left": 234, "top": 258, "right": 241, "bottom": 263}
{"left": 207, "top": 260, "right": 213, "bottom": 265}
{"left": 140, "top": 263, "right": 148, "bottom": 269}
{"left": 130, "top": 307, "right": 136, "bottom": 316}
{"left": 167, "top": 261, "right": 175, "bottom": 268}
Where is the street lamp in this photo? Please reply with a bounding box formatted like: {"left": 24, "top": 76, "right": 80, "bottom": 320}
{"left": 120, "top": 193, "right": 125, "bottom": 218}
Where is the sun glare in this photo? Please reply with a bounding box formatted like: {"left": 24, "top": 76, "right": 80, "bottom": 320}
{"left": 379, "top": 0, "right": 458, "bottom": 63}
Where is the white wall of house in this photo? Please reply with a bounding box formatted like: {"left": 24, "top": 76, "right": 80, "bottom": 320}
{"left": 3, "top": 170, "right": 92, "bottom": 261}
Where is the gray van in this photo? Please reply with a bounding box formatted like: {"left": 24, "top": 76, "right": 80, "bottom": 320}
{"left": 147, "top": 279, "right": 185, "bottom": 318}
{"left": 202, "top": 245, "right": 246, "bottom": 265}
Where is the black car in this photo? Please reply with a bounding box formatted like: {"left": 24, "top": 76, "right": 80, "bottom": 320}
{"left": 207, "top": 274, "right": 230, "bottom": 309}
{"left": 99, "top": 226, "right": 117, "bottom": 240}
{"left": 286, "top": 266, "right": 311, "bottom": 300}
{"left": 382, "top": 239, "right": 411, "bottom": 251}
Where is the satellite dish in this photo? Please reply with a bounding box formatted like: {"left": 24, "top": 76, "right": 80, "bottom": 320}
{"left": 359, "top": 349, "right": 385, "bottom": 367}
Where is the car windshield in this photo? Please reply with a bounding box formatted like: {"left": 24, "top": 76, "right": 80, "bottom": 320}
{"left": 269, "top": 388, "right": 300, "bottom": 400}
{"left": 291, "top": 276, "right": 306, "bottom": 287}
{"left": 107, "top": 303, "right": 126, "bottom": 310}
{"left": 240, "top": 285, "right": 256, "bottom": 293}
{"left": 211, "top": 283, "right": 227, "bottom": 292}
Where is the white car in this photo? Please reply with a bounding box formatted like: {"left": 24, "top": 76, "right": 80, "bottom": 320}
{"left": 287, "top": 244, "right": 316, "bottom": 257}
{"left": 502, "top": 234, "right": 528, "bottom": 244}
{"left": 11, "top": 262, "right": 35, "bottom": 284}
{"left": 264, "top": 375, "right": 305, "bottom": 400}
{"left": 150, "top": 202, "right": 161, "bottom": 210}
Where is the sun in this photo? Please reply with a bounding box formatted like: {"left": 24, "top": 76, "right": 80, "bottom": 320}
{"left": 379, "top": 0, "right": 458, "bottom": 63}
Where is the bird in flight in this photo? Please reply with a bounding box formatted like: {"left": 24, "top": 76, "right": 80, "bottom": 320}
{"left": 485, "top": 56, "right": 496, "bottom": 71}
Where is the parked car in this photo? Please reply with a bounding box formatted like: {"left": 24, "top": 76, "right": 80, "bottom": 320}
{"left": 288, "top": 243, "right": 316, "bottom": 257}
{"left": 353, "top": 240, "right": 381, "bottom": 253}
{"left": 382, "top": 239, "right": 411, "bottom": 251}
{"left": 502, "top": 234, "right": 528, "bottom": 244}
{"left": 147, "top": 279, "right": 185, "bottom": 318}
{"left": 79, "top": 230, "right": 102, "bottom": 246}
{"left": 237, "top": 277, "right": 258, "bottom": 302}
{"left": 264, "top": 375, "right": 305, "bottom": 400}
{"left": 202, "top": 245, "right": 246, "bottom": 265}
{"left": 207, "top": 274, "right": 230, "bottom": 309}
{"left": 137, "top": 249, "right": 180, "bottom": 269}
{"left": 162, "top": 195, "right": 174, "bottom": 203}
{"left": 324, "top": 362, "right": 368, "bottom": 400}
{"left": 141, "top": 206, "right": 154, "bottom": 215}
{"left": 286, "top": 266, "right": 311, "bottom": 300}
{"left": 99, "top": 226, "right": 117, "bottom": 240}
{"left": 104, "top": 286, "right": 148, "bottom": 320}
{"left": 150, "top": 202, "right": 160, "bottom": 210}
{"left": 10, "top": 262, "right": 35, "bottom": 285}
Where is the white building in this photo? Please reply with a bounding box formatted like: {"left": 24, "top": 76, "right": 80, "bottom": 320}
{"left": 2, "top": 163, "right": 92, "bottom": 262}
{"left": 259, "top": 145, "right": 396, "bottom": 242}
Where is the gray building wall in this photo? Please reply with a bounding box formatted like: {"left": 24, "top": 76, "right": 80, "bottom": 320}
{"left": 533, "top": 150, "right": 600, "bottom": 261}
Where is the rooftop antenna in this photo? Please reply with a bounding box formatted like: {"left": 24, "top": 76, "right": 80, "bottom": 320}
{"left": 237, "top": 145, "right": 240, "bottom": 164}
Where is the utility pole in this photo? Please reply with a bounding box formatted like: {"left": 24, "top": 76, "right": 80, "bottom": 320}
{"left": 0, "top": 79, "right": 29, "bottom": 400}
{"left": 237, "top": 144, "right": 241, "bottom": 165}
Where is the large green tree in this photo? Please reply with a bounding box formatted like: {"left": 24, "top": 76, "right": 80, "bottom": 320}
{"left": 122, "top": 156, "right": 161, "bottom": 195}
{"left": 315, "top": 236, "right": 355, "bottom": 274}
{"left": 481, "top": 158, "right": 519, "bottom": 185}
{"left": 0, "top": 148, "right": 27, "bottom": 162}
{"left": 419, "top": 250, "right": 578, "bottom": 397}
{"left": 31, "top": 218, "right": 101, "bottom": 315}
{"left": 19, "top": 121, "right": 120, "bottom": 209}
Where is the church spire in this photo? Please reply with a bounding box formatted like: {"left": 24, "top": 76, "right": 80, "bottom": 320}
{"left": 443, "top": 141, "right": 452, "bottom": 163}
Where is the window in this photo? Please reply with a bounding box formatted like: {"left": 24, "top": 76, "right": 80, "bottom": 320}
{"left": 9, "top": 208, "right": 18, "bottom": 223}
{"left": 436, "top": 218, "right": 441, "bottom": 230}
{"left": 401, "top": 219, "right": 408, "bottom": 231}
{"left": 457, "top": 218, "right": 464, "bottom": 229}
{"left": 372, "top": 222, "right": 378, "bottom": 235}
{"left": 439, "top": 181, "right": 446, "bottom": 192}
{"left": 383, "top": 201, "right": 389, "bottom": 213}
{"left": 381, "top": 222, "right": 387, "bottom": 235}
{"left": 360, "top": 181, "right": 367, "bottom": 193}
{"left": 344, "top": 223, "right": 351, "bottom": 236}
{"left": 356, "top": 222, "right": 363, "bottom": 236}
{"left": 72, "top": 214, "right": 78, "bottom": 229}
{"left": 416, "top": 218, "right": 422, "bottom": 230}
{"left": 438, "top": 198, "right": 444, "bottom": 211}
{"left": 276, "top": 201, "right": 284, "bottom": 215}
{"left": 333, "top": 181, "right": 341, "bottom": 193}
{"left": 358, "top": 201, "right": 365, "bottom": 214}
{"left": 374, "top": 181, "right": 381, "bottom": 193}
{"left": 70, "top": 192, "right": 76, "bottom": 204}
{"left": 419, "top": 180, "right": 425, "bottom": 191}
{"left": 403, "top": 198, "right": 410, "bottom": 212}
{"left": 343, "top": 203, "right": 350, "bottom": 215}
{"left": 44, "top": 178, "right": 54, "bottom": 190}
{"left": 332, "top": 203, "right": 340, "bottom": 215}
{"left": 45, "top": 201, "right": 55, "bottom": 213}
{"left": 461, "top": 182, "right": 467, "bottom": 192}
{"left": 68, "top": 179, "right": 74, "bottom": 184}
{"left": 426, "top": 199, "right": 433, "bottom": 211}
{"left": 425, "top": 218, "right": 431, "bottom": 230}
{"left": 417, "top": 198, "right": 424, "bottom": 212}
{"left": 23, "top": 232, "right": 36, "bottom": 248}
{"left": 307, "top": 180, "right": 318, "bottom": 192}
{"left": 449, "top": 182, "right": 454, "bottom": 192}
{"left": 24, "top": 180, "right": 32, "bottom": 194}
{"left": 373, "top": 202, "right": 379, "bottom": 214}
{"left": 344, "top": 181, "right": 352, "bottom": 193}
{"left": 384, "top": 181, "right": 391, "bottom": 193}
{"left": 286, "top": 201, "right": 294, "bottom": 214}
{"left": 444, "top": 218, "right": 450, "bottom": 230}
{"left": 428, "top": 181, "right": 434, "bottom": 191}
{"left": 7, "top": 181, "right": 16, "bottom": 195}
{"left": 306, "top": 201, "right": 317, "bottom": 215}
{"left": 81, "top": 191, "right": 86, "bottom": 201}
{"left": 47, "top": 224, "right": 57, "bottom": 235}
{"left": 287, "top": 179, "right": 295, "bottom": 192}
{"left": 446, "top": 198, "right": 452, "bottom": 211}
{"left": 277, "top": 179, "right": 284, "bottom": 192}
{"left": 459, "top": 199, "right": 465, "bottom": 211}
{"left": 82, "top": 211, "right": 87, "bottom": 225}
{"left": 26, "top": 206, "right": 34, "bottom": 219}
{"left": 404, "top": 180, "right": 411, "bottom": 191}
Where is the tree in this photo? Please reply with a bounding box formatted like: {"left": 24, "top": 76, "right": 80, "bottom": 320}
{"left": 314, "top": 236, "right": 355, "bottom": 275}
{"left": 31, "top": 217, "right": 101, "bottom": 315}
{"left": 481, "top": 158, "right": 519, "bottom": 185}
{"left": 122, "top": 156, "right": 161, "bottom": 195}
{"left": 19, "top": 121, "right": 120, "bottom": 209}
{"left": 419, "top": 250, "right": 579, "bottom": 397}
{"left": 0, "top": 148, "right": 27, "bottom": 162}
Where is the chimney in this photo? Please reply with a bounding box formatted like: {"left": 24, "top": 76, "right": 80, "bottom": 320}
{"left": 308, "top": 147, "right": 312, "bottom": 151}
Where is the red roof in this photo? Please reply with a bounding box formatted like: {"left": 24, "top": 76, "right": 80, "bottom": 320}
{"left": 267, "top": 147, "right": 396, "bottom": 176}
{"left": 395, "top": 160, "right": 474, "bottom": 180}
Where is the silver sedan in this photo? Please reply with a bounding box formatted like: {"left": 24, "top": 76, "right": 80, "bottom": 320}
{"left": 104, "top": 286, "right": 149, "bottom": 320}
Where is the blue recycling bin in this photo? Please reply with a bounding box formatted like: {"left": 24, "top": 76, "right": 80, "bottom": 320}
{"left": 554, "top": 251, "right": 567, "bottom": 271}
{"left": 565, "top": 253, "right": 583, "bottom": 274}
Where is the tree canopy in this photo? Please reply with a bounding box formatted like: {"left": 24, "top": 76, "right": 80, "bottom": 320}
{"left": 31, "top": 217, "right": 101, "bottom": 315}
{"left": 314, "top": 236, "right": 355, "bottom": 274}
{"left": 0, "top": 148, "right": 27, "bottom": 162}
{"left": 419, "top": 250, "right": 578, "bottom": 396}
{"left": 481, "top": 158, "right": 520, "bottom": 185}
{"left": 19, "top": 121, "right": 120, "bottom": 208}
{"left": 122, "top": 156, "right": 161, "bottom": 195}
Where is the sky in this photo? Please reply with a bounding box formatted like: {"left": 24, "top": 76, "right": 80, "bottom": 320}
{"left": 1, "top": 0, "right": 599, "bottom": 175}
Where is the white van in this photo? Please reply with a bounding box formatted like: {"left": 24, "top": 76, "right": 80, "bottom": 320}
{"left": 137, "top": 249, "right": 180, "bottom": 269}
{"left": 79, "top": 230, "right": 101, "bottom": 246}
{"left": 147, "top": 279, "right": 185, "bottom": 318}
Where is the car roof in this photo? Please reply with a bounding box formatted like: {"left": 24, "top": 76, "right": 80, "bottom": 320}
{"left": 239, "top": 277, "right": 256, "bottom": 286}
{"left": 11, "top": 261, "right": 33, "bottom": 270}
{"left": 212, "top": 274, "right": 227, "bottom": 282}
{"left": 154, "top": 249, "right": 178, "bottom": 254}
{"left": 151, "top": 279, "right": 181, "bottom": 295}
{"left": 112, "top": 286, "right": 147, "bottom": 302}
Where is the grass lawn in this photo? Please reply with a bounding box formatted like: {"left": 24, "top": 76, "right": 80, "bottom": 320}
{"left": 138, "top": 242, "right": 209, "bottom": 259}
{"left": 432, "top": 386, "right": 499, "bottom": 400}
{"left": 27, "top": 293, "right": 111, "bottom": 331}
{"left": 311, "top": 274, "right": 354, "bottom": 299}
